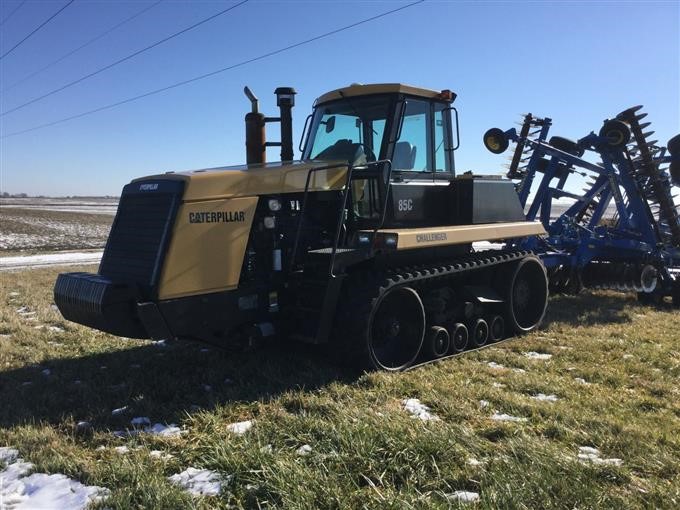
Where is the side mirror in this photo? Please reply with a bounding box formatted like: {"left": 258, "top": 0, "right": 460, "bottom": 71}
{"left": 323, "top": 116, "right": 336, "bottom": 133}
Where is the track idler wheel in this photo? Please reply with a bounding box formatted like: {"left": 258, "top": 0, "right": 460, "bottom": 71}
{"left": 424, "top": 326, "right": 450, "bottom": 359}
{"left": 368, "top": 286, "right": 425, "bottom": 371}
{"left": 483, "top": 128, "right": 510, "bottom": 154}
{"left": 471, "top": 318, "right": 490, "bottom": 347}
{"left": 504, "top": 256, "right": 549, "bottom": 334}
{"left": 447, "top": 323, "right": 469, "bottom": 353}
{"left": 599, "top": 119, "right": 631, "bottom": 148}
{"left": 489, "top": 315, "right": 505, "bottom": 342}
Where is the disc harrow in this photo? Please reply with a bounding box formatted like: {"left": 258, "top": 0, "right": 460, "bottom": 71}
{"left": 484, "top": 106, "right": 680, "bottom": 304}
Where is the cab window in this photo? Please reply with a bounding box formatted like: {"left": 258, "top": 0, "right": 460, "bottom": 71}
{"left": 394, "top": 100, "right": 430, "bottom": 171}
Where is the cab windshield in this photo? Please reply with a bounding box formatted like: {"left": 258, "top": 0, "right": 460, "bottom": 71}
{"left": 303, "top": 95, "right": 393, "bottom": 165}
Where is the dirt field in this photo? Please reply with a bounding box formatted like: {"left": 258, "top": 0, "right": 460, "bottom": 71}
{"left": 0, "top": 198, "right": 116, "bottom": 254}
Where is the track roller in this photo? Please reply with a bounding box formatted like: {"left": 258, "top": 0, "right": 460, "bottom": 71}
{"left": 424, "top": 326, "right": 450, "bottom": 359}
{"left": 471, "top": 318, "right": 489, "bottom": 347}
{"left": 489, "top": 315, "right": 505, "bottom": 342}
{"left": 447, "top": 322, "right": 469, "bottom": 353}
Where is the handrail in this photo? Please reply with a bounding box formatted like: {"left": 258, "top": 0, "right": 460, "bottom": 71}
{"left": 288, "top": 162, "right": 350, "bottom": 273}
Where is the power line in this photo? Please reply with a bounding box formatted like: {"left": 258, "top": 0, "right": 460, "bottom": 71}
{"left": 0, "top": 0, "right": 425, "bottom": 139}
{"left": 0, "top": 0, "right": 76, "bottom": 61}
{"left": 2, "top": 0, "right": 165, "bottom": 93}
{"left": 0, "top": 0, "right": 249, "bottom": 117}
{"left": 0, "top": 0, "right": 27, "bottom": 27}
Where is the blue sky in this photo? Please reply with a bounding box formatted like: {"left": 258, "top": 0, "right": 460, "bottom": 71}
{"left": 0, "top": 0, "right": 678, "bottom": 196}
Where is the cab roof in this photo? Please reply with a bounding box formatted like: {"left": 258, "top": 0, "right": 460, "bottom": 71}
{"left": 315, "top": 83, "right": 454, "bottom": 105}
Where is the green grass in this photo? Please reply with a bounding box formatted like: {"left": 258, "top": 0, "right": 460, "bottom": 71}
{"left": 1, "top": 267, "right": 679, "bottom": 508}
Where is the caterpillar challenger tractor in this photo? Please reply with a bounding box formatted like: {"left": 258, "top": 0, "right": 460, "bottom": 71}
{"left": 54, "top": 83, "right": 549, "bottom": 371}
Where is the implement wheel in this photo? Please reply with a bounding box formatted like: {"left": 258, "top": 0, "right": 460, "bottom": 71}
{"left": 505, "top": 256, "right": 549, "bottom": 334}
{"left": 599, "top": 120, "right": 631, "bottom": 148}
{"left": 368, "top": 287, "right": 425, "bottom": 371}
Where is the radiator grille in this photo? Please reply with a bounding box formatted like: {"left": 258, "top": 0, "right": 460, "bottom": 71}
{"left": 99, "top": 181, "right": 182, "bottom": 297}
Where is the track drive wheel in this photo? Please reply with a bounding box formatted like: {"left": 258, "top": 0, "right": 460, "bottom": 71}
{"left": 504, "top": 256, "right": 549, "bottom": 334}
{"left": 368, "top": 286, "right": 425, "bottom": 371}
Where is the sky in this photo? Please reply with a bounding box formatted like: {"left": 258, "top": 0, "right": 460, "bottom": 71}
{"left": 0, "top": 0, "right": 678, "bottom": 197}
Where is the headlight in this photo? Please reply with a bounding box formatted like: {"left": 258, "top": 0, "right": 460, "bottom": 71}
{"left": 263, "top": 216, "right": 276, "bottom": 229}
{"left": 268, "top": 198, "right": 282, "bottom": 212}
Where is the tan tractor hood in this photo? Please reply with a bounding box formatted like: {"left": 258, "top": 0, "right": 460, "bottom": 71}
{"left": 133, "top": 160, "right": 349, "bottom": 202}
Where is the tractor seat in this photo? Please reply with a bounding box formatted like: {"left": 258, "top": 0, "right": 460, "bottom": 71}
{"left": 393, "top": 141, "right": 417, "bottom": 170}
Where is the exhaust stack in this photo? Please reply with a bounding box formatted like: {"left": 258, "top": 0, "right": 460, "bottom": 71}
{"left": 243, "top": 86, "right": 297, "bottom": 165}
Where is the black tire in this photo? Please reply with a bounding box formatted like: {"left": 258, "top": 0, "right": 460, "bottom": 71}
{"left": 549, "top": 136, "right": 584, "bottom": 157}
{"left": 448, "top": 323, "right": 469, "bottom": 353}
{"left": 667, "top": 134, "right": 680, "bottom": 155}
{"left": 367, "top": 286, "right": 425, "bottom": 371}
{"left": 471, "top": 318, "right": 489, "bottom": 348}
{"left": 599, "top": 120, "right": 631, "bottom": 148}
{"left": 489, "top": 315, "right": 505, "bottom": 342}
{"left": 424, "top": 326, "right": 450, "bottom": 359}
{"left": 483, "top": 128, "right": 510, "bottom": 154}
{"left": 504, "top": 256, "right": 549, "bottom": 334}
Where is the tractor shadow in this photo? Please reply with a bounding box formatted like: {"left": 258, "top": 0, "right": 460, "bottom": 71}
{"left": 543, "top": 289, "right": 659, "bottom": 327}
{"left": 0, "top": 339, "right": 358, "bottom": 431}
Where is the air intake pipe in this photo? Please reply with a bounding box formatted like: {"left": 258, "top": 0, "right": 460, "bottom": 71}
{"left": 243, "top": 86, "right": 297, "bottom": 165}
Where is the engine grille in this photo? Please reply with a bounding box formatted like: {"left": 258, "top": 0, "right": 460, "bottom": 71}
{"left": 99, "top": 180, "right": 183, "bottom": 298}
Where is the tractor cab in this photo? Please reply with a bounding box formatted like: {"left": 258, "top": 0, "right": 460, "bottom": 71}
{"left": 302, "top": 83, "right": 458, "bottom": 178}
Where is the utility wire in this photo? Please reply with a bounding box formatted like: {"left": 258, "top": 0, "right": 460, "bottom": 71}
{"left": 2, "top": 0, "right": 164, "bottom": 93}
{"left": 0, "top": 0, "right": 249, "bottom": 116}
{"left": 0, "top": 0, "right": 75, "bottom": 61}
{"left": 0, "top": 0, "right": 27, "bottom": 27}
{"left": 1, "top": 0, "right": 424, "bottom": 139}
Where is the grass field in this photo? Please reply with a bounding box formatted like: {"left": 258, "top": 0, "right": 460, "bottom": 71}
{"left": 1, "top": 266, "right": 679, "bottom": 508}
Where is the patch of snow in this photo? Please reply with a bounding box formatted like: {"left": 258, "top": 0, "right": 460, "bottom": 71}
{"left": 531, "top": 393, "right": 559, "bottom": 402}
{"left": 296, "top": 444, "right": 312, "bottom": 456}
{"left": 492, "top": 382, "right": 505, "bottom": 388}
{"left": 523, "top": 351, "right": 552, "bottom": 360}
{"left": 9, "top": 292, "right": 20, "bottom": 296}
{"left": 0, "top": 251, "right": 103, "bottom": 272}
{"left": 512, "top": 368, "right": 526, "bottom": 374}
{"left": 149, "top": 450, "right": 174, "bottom": 460}
{"left": 227, "top": 420, "right": 254, "bottom": 435}
{"left": 168, "top": 468, "right": 228, "bottom": 497}
{"left": 576, "top": 446, "right": 623, "bottom": 467}
{"left": 113, "top": 446, "right": 129, "bottom": 454}
{"left": 446, "top": 490, "right": 480, "bottom": 503}
{"left": 111, "top": 406, "right": 128, "bottom": 416}
{"left": 0, "top": 453, "right": 108, "bottom": 509}
{"left": 466, "top": 458, "right": 483, "bottom": 467}
{"left": 623, "top": 354, "right": 634, "bottom": 359}
{"left": 260, "top": 444, "right": 273, "bottom": 454}
{"left": 579, "top": 446, "right": 600, "bottom": 455}
{"left": 479, "top": 400, "right": 490, "bottom": 409}
{"left": 130, "top": 417, "right": 151, "bottom": 427}
{"left": 491, "top": 413, "right": 527, "bottom": 423}
{"left": 402, "top": 398, "right": 439, "bottom": 421}
{"left": 574, "top": 377, "right": 590, "bottom": 385}
{"left": 146, "top": 423, "right": 183, "bottom": 437}
{"left": 0, "top": 447, "right": 19, "bottom": 464}
{"left": 47, "top": 326, "right": 64, "bottom": 333}
{"left": 487, "top": 361, "right": 505, "bottom": 370}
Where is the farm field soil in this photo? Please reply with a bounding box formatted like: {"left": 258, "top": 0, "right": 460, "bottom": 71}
{"left": 0, "top": 198, "right": 115, "bottom": 254}
{"left": 1, "top": 267, "right": 679, "bottom": 509}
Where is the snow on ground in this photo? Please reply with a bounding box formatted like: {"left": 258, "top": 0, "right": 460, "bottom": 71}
{"left": 574, "top": 377, "right": 590, "bottom": 385}
{"left": 296, "top": 445, "right": 313, "bottom": 456}
{"left": 446, "top": 491, "right": 480, "bottom": 503}
{"left": 115, "top": 422, "right": 184, "bottom": 438}
{"left": 523, "top": 351, "right": 553, "bottom": 360}
{"left": 402, "top": 398, "right": 440, "bottom": 421}
{"left": 168, "top": 468, "right": 228, "bottom": 497}
{"left": 149, "top": 450, "right": 174, "bottom": 460}
{"left": 531, "top": 393, "right": 559, "bottom": 402}
{"left": 487, "top": 361, "right": 505, "bottom": 370}
{"left": 226, "top": 420, "right": 254, "bottom": 435}
{"left": 0, "top": 448, "right": 109, "bottom": 509}
{"left": 577, "top": 446, "right": 623, "bottom": 466}
{"left": 491, "top": 413, "right": 528, "bottom": 423}
{"left": 0, "top": 251, "right": 102, "bottom": 271}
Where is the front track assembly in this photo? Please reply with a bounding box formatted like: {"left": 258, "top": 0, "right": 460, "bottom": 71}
{"left": 333, "top": 251, "right": 548, "bottom": 371}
